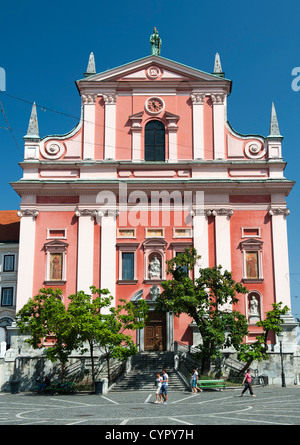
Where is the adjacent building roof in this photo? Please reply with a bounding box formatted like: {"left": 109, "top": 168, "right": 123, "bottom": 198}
{"left": 0, "top": 211, "right": 20, "bottom": 242}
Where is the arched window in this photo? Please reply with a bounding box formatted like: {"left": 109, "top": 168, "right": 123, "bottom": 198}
{"left": 145, "top": 120, "right": 165, "bottom": 161}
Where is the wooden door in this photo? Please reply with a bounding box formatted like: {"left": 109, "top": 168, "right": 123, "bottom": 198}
{"left": 144, "top": 312, "right": 166, "bottom": 351}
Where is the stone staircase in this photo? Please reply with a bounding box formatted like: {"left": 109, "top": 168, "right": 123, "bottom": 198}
{"left": 110, "top": 351, "right": 189, "bottom": 392}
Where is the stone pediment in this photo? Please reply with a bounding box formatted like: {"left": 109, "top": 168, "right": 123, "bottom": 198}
{"left": 240, "top": 238, "right": 263, "bottom": 250}
{"left": 117, "top": 66, "right": 193, "bottom": 82}
{"left": 76, "top": 55, "right": 231, "bottom": 86}
{"left": 142, "top": 237, "right": 168, "bottom": 249}
{"left": 43, "top": 239, "right": 69, "bottom": 250}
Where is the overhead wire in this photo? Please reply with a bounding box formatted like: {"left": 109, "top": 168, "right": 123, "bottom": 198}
{"left": 0, "top": 97, "right": 23, "bottom": 156}
{"left": 0, "top": 91, "right": 233, "bottom": 158}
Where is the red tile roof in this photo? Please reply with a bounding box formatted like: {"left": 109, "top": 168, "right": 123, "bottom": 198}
{"left": 0, "top": 211, "right": 20, "bottom": 242}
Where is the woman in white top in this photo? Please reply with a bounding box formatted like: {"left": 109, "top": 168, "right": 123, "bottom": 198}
{"left": 191, "top": 368, "right": 202, "bottom": 394}
{"left": 153, "top": 372, "right": 163, "bottom": 403}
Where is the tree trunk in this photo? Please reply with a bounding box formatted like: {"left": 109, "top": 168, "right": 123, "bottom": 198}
{"left": 89, "top": 342, "right": 95, "bottom": 386}
{"left": 106, "top": 354, "right": 111, "bottom": 383}
{"left": 61, "top": 362, "right": 66, "bottom": 382}
{"left": 200, "top": 354, "right": 211, "bottom": 375}
{"left": 240, "top": 359, "right": 254, "bottom": 376}
{"left": 193, "top": 314, "right": 211, "bottom": 375}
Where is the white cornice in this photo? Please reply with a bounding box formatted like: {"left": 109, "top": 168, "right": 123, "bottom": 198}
{"left": 19, "top": 159, "right": 287, "bottom": 167}
{"left": 11, "top": 178, "right": 294, "bottom": 198}
{"left": 76, "top": 55, "right": 232, "bottom": 84}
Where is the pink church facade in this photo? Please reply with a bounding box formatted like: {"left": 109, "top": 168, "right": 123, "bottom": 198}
{"left": 12, "top": 48, "right": 296, "bottom": 353}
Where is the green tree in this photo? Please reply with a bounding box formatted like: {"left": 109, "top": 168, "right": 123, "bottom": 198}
{"left": 95, "top": 293, "right": 149, "bottom": 382}
{"left": 237, "top": 302, "right": 290, "bottom": 373}
{"left": 16, "top": 288, "right": 76, "bottom": 379}
{"left": 17, "top": 286, "right": 149, "bottom": 386}
{"left": 156, "top": 248, "right": 249, "bottom": 374}
{"left": 67, "top": 286, "right": 149, "bottom": 385}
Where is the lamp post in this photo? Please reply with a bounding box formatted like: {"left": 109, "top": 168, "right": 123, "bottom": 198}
{"left": 277, "top": 332, "right": 286, "bottom": 387}
{"left": 11, "top": 338, "right": 22, "bottom": 394}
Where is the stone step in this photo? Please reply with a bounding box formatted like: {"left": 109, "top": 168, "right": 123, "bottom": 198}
{"left": 131, "top": 352, "right": 174, "bottom": 367}
{"left": 112, "top": 372, "right": 185, "bottom": 391}
{"left": 111, "top": 351, "right": 188, "bottom": 392}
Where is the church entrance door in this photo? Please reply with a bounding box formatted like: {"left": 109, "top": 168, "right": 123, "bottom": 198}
{"left": 144, "top": 311, "right": 166, "bottom": 351}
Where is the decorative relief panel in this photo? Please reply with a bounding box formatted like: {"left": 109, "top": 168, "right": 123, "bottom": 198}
{"left": 41, "top": 141, "right": 65, "bottom": 160}
{"left": 146, "top": 66, "right": 162, "bottom": 80}
{"left": 244, "top": 141, "right": 266, "bottom": 159}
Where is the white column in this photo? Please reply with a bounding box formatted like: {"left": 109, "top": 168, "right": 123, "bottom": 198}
{"left": 100, "top": 210, "right": 117, "bottom": 313}
{"left": 129, "top": 112, "right": 143, "bottom": 161}
{"left": 103, "top": 93, "right": 117, "bottom": 160}
{"left": 165, "top": 112, "right": 179, "bottom": 162}
{"left": 168, "top": 128, "right": 178, "bottom": 162}
{"left": 270, "top": 208, "right": 291, "bottom": 308}
{"left": 16, "top": 210, "right": 38, "bottom": 311}
{"left": 76, "top": 211, "right": 95, "bottom": 294}
{"left": 82, "top": 95, "right": 96, "bottom": 160}
{"left": 192, "top": 210, "right": 209, "bottom": 278}
{"left": 191, "top": 93, "right": 205, "bottom": 159}
{"left": 132, "top": 129, "right": 142, "bottom": 161}
{"left": 215, "top": 209, "right": 233, "bottom": 311}
{"left": 215, "top": 209, "right": 232, "bottom": 271}
{"left": 211, "top": 94, "right": 225, "bottom": 160}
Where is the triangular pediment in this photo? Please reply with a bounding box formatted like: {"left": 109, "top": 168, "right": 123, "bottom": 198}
{"left": 76, "top": 55, "right": 231, "bottom": 85}
{"left": 240, "top": 238, "right": 263, "bottom": 249}
{"left": 117, "top": 66, "right": 193, "bottom": 82}
{"left": 44, "top": 240, "right": 69, "bottom": 248}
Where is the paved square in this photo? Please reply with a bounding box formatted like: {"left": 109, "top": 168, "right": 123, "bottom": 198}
{"left": 0, "top": 386, "right": 299, "bottom": 427}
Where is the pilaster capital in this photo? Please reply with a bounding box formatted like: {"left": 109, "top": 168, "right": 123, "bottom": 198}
{"left": 191, "top": 93, "right": 206, "bottom": 104}
{"left": 210, "top": 93, "right": 225, "bottom": 104}
{"left": 106, "top": 209, "right": 119, "bottom": 218}
{"left": 82, "top": 94, "right": 97, "bottom": 104}
{"left": 75, "top": 208, "right": 119, "bottom": 219}
{"left": 268, "top": 207, "right": 290, "bottom": 217}
{"left": 129, "top": 112, "right": 143, "bottom": 133}
{"left": 75, "top": 208, "right": 99, "bottom": 218}
{"left": 206, "top": 208, "right": 233, "bottom": 217}
{"left": 17, "top": 209, "right": 39, "bottom": 219}
{"left": 190, "top": 209, "right": 206, "bottom": 217}
{"left": 102, "top": 93, "right": 118, "bottom": 104}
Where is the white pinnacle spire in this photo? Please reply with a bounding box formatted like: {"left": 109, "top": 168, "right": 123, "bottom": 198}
{"left": 84, "top": 52, "right": 96, "bottom": 77}
{"left": 269, "top": 102, "right": 281, "bottom": 137}
{"left": 212, "top": 53, "right": 224, "bottom": 77}
{"left": 24, "top": 102, "right": 39, "bottom": 139}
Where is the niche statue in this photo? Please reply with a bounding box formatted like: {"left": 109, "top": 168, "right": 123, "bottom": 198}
{"left": 149, "top": 255, "right": 161, "bottom": 279}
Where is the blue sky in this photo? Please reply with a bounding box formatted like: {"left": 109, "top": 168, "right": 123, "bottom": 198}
{"left": 0, "top": 0, "right": 300, "bottom": 319}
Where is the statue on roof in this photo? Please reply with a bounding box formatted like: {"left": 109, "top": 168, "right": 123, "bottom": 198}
{"left": 150, "top": 27, "right": 162, "bottom": 56}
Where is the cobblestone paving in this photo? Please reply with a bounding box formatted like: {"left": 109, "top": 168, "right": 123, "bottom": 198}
{"left": 0, "top": 386, "right": 299, "bottom": 429}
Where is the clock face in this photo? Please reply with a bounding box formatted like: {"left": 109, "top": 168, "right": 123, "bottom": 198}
{"left": 146, "top": 97, "right": 164, "bottom": 114}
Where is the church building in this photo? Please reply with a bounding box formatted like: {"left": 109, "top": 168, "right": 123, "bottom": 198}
{"left": 12, "top": 29, "right": 296, "bottom": 354}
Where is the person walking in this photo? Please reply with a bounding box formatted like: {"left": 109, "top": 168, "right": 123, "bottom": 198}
{"left": 153, "top": 372, "right": 163, "bottom": 403}
{"left": 191, "top": 368, "right": 202, "bottom": 394}
{"left": 160, "top": 369, "right": 168, "bottom": 404}
{"left": 240, "top": 369, "right": 255, "bottom": 397}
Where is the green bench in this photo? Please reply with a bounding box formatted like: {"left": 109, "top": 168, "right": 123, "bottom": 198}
{"left": 197, "top": 379, "right": 226, "bottom": 391}
{"left": 35, "top": 382, "right": 76, "bottom": 395}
